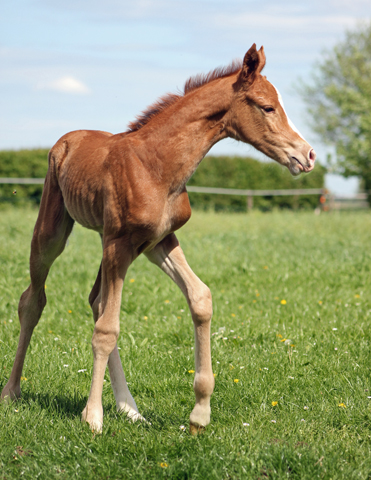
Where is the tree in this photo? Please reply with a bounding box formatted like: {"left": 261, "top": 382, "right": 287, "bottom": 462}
{"left": 298, "top": 22, "right": 371, "bottom": 203}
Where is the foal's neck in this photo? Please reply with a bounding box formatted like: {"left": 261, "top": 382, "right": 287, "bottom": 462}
{"left": 134, "top": 75, "right": 237, "bottom": 192}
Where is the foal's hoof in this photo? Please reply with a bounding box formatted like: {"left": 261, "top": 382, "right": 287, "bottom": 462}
{"left": 118, "top": 406, "right": 151, "bottom": 425}
{"left": 189, "top": 422, "right": 205, "bottom": 436}
{"left": 81, "top": 407, "right": 103, "bottom": 433}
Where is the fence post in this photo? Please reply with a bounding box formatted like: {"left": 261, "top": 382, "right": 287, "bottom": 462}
{"left": 247, "top": 194, "right": 253, "bottom": 212}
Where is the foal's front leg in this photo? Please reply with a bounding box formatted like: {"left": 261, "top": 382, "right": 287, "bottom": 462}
{"left": 81, "top": 237, "right": 132, "bottom": 432}
{"left": 146, "top": 233, "right": 215, "bottom": 434}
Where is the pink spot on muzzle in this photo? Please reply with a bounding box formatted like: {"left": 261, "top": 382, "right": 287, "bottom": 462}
{"left": 307, "top": 149, "right": 316, "bottom": 170}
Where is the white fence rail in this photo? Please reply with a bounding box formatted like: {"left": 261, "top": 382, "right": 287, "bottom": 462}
{"left": 0, "top": 177, "right": 45, "bottom": 184}
{"left": 0, "top": 178, "right": 368, "bottom": 210}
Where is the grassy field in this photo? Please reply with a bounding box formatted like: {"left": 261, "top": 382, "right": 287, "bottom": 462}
{"left": 1, "top": 207, "right": 371, "bottom": 479}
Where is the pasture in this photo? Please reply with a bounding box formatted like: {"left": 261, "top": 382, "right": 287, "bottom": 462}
{"left": 1, "top": 207, "right": 371, "bottom": 479}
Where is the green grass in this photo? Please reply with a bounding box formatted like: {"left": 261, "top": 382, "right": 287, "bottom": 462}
{"left": 1, "top": 207, "right": 371, "bottom": 479}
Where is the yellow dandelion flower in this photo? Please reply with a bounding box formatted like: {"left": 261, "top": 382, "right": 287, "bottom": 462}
{"left": 239, "top": 305, "right": 243, "bottom": 309}
{"left": 281, "top": 299, "right": 287, "bottom": 305}
{"left": 177, "top": 316, "right": 181, "bottom": 319}
{"left": 129, "top": 279, "right": 135, "bottom": 283}
{"left": 355, "top": 294, "right": 360, "bottom": 298}
{"left": 277, "top": 334, "right": 283, "bottom": 338}
{"left": 253, "top": 300, "right": 256, "bottom": 303}
{"left": 48, "top": 330, "right": 53, "bottom": 334}
{"left": 231, "top": 313, "right": 236, "bottom": 317}
{"left": 21, "top": 377, "right": 27, "bottom": 381}
{"left": 143, "top": 316, "right": 148, "bottom": 320}
{"left": 234, "top": 379, "right": 239, "bottom": 383}
{"left": 68, "top": 310, "right": 72, "bottom": 314}
{"left": 280, "top": 338, "right": 287, "bottom": 342}
{"left": 264, "top": 266, "right": 268, "bottom": 269}
{"left": 338, "top": 403, "right": 346, "bottom": 408}
{"left": 213, "top": 373, "right": 217, "bottom": 377}
{"left": 160, "top": 462, "right": 168, "bottom": 468}
{"left": 188, "top": 370, "right": 195, "bottom": 374}
{"left": 164, "top": 300, "right": 170, "bottom": 304}
{"left": 256, "top": 293, "right": 260, "bottom": 297}
{"left": 318, "top": 301, "right": 323, "bottom": 305}
{"left": 272, "top": 401, "right": 278, "bottom": 407}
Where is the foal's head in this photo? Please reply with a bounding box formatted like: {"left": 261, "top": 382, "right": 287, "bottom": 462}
{"left": 228, "top": 44, "right": 316, "bottom": 176}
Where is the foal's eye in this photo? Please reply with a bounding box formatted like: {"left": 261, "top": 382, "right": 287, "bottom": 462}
{"left": 262, "top": 106, "right": 275, "bottom": 113}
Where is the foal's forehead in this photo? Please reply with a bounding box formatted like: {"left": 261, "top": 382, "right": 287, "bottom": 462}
{"left": 251, "top": 76, "right": 280, "bottom": 103}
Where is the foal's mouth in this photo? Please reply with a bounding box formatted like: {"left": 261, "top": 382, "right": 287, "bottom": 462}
{"left": 292, "top": 156, "right": 313, "bottom": 173}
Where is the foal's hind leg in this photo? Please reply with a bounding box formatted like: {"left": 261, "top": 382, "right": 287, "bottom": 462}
{"left": 146, "top": 233, "right": 214, "bottom": 434}
{"left": 1, "top": 174, "right": 74, "bottom": 402}
{"left": 88, "top": 259, "right": 145, "bottom": 423}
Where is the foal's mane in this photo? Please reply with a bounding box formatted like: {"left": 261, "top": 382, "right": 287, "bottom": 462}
{"left": 126, "top": 59, "right": 242, "bottom": 133}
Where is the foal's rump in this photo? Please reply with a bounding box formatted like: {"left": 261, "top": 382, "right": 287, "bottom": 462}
{"left": 48, "top": 130, "right": 116, "bottom": 232}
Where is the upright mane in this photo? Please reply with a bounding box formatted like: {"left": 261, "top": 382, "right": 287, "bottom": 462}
{"left": 126, "top": 59, "right": 242, "bottom": 133}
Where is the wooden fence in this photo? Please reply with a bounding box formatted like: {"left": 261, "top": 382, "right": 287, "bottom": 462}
{"left": 0, "top": 178, "right": 368, "bottom": 210}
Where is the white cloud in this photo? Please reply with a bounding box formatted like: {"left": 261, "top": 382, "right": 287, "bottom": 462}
{"left": 37, "top": 76, "right": 90, "bottom": 94}
{"left": 212, "top": 13, "right": 359, "bottom": 33}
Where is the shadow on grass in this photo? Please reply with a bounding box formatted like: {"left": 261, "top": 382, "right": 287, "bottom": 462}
{"left": 0, "top": 381, "right": 169, "bottom": 428}
{"left": 0, "top": 385, "right": 88, "bottom": 420}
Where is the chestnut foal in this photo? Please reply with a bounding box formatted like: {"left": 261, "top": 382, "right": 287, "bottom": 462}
{"left": 1, "top": 44, "right": 315, "bottom": 433}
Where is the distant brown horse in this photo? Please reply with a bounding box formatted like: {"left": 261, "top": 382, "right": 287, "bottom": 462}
{"left": 1, "top": 44, "right": 315, "bottom": 433}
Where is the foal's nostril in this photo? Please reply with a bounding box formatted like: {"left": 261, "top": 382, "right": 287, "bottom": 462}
{"left": 309, "top": 149, "right": 316, "bottom": 163}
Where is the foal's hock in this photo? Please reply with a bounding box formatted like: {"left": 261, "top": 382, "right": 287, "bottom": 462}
{"left": 1, "top": 44, "right": 316, "bottom": 433}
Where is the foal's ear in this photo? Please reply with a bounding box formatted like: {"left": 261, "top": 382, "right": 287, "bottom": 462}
{"left": 240, "top": 44, "right": 266, "bottom": 86}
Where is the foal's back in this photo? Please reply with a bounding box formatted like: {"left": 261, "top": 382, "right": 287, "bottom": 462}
{"left": 49, "top": 129, "right": 190, "bottom": 242}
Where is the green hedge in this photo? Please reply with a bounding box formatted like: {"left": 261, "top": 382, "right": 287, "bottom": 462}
{"left": 187, "top": 156, "right": 326, "bottom": 211}
{"left": 0, "top": 149, "right": 49, "bottom": 205}
{"left": 0, "top": 149, "right": 326, "bottom": 210}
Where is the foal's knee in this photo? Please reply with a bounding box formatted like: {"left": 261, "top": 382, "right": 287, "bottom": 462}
{"left": 190, "top": 284, "right": 213, "bottom": 325}
{"left": 92, "top": 316, "right": 119, "bottom": 358}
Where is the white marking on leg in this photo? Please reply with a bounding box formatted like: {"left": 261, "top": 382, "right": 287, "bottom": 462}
{"left": 108, "top": 345, "right": 147, "bottom": 422}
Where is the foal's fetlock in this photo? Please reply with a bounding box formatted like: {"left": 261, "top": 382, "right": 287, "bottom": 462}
{"left": 1, "top": 383, "right": 21, "bottom": 403}
{"left": 189, "top": 401, "right": 211, "bottom": 434}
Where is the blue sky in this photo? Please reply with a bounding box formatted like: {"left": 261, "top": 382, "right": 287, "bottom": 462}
{"left": 2, "top": 0, "right": 370, "bottom": 193}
